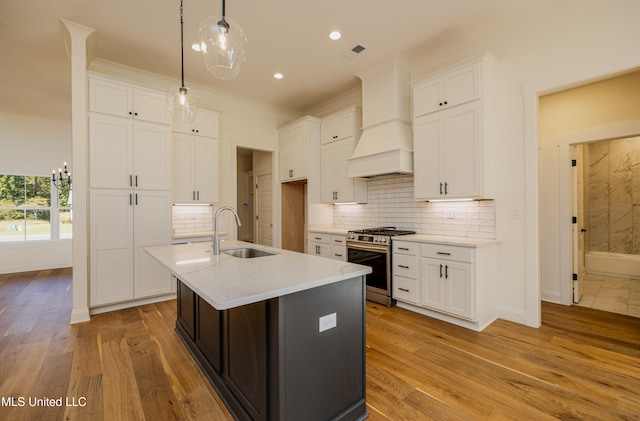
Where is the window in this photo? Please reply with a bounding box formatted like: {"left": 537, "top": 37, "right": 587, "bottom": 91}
{"left": 0, "top": 174, "right": 72, "bottom": 242}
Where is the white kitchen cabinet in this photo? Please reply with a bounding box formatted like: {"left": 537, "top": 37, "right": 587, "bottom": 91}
{"left": 89, "top": 114, "right": 171, "bottom": 190}
{"left": 320, "top": 107, "right": 367, "bottom": 204}
{"left": 90, "top": 189, "right": 172, "bottom": 307}
{"left": 413, "top": 101, "right": 481, "bottom": 199}
{"left": 308, "top": 232, "right": 346, "bottom": 261}
{"left": 321, "top": 108, "right": 358, "bottom": 145}
{"left": 279, "top": 116, "right": 321, "bottom": 182}
{"left": 89, "top": 75, "right": 170, "bottom": 125}
{"left": 172, "top": 109, "right": 219, "bottom": 138}
{"left": 412, "top": 53, "right": 495, "bottom": 200}
{"left": 412, "top": 62, "right": 481, "bottom": 118}
{"left": 172, "top": 133, "right": 219, "bottom": 204}
{"left": 392, "top": 238, "right": 497, "bottom": 331}
{"left": 321, "top": 138, "right": 367, "bottom": 203}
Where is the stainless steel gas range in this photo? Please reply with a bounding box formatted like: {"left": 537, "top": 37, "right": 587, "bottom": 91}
{"left": 346, "top": 227, "right": 416, "bottom": 306}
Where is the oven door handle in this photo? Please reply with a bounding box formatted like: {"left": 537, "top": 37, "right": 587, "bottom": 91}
{"left": 347, "top": 243, "right": 389, "bottom": 254}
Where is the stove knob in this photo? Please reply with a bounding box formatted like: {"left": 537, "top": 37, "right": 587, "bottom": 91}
{"left": 380, "top": 237, "right": 387, "bottom": 244}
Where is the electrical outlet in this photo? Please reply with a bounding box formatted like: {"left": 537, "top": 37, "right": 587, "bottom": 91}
{"left": 319, "top": 312, "right": 337, "bottom": 333}
{"left": 447, "top": 209, "right": 455, "bottom": 219}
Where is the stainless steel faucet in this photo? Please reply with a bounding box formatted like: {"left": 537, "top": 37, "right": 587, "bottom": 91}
{"left": 213, "top": 206, "right": 242, "bottom": 255}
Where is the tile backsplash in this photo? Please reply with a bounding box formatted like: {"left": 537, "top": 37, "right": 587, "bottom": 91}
{"left": 332, "top": 174, "right": 496, "bottom": 239}
{"left": 172, "top": 205, "right": 214, "bottom": 235}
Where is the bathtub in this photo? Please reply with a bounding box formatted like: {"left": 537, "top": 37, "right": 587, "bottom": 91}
{"left": 585, "top": 251, "right": 640, "bottom": 279}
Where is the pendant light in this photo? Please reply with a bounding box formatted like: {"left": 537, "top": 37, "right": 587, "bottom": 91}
{"left": 199, "top": 0, "right": 247, "bottom": 80}
{"left": 167, "top": 0, "right": 198, "bottom": 123}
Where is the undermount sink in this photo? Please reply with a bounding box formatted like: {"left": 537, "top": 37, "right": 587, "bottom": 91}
{"left": 221, "top": 247, "right": 277, "bottom": 259}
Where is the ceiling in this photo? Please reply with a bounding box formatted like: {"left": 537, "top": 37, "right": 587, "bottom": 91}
{"left": 1, "top": 0, "right": 540, "bottom": 121}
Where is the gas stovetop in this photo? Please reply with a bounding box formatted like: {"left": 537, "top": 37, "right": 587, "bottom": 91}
{"left": 346, "top": 227, "right": 416, "bottom": 245}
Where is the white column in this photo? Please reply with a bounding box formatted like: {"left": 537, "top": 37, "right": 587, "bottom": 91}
{"left": 61, "top": 19, "right": 95, "bottom": 324}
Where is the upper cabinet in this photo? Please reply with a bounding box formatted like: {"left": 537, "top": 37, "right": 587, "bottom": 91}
{"left": 412, "top": 53, "right": 496, "bottom": 200}
{"left": 279, "top": 116, "right": 321, "bottom": 183}
{"left": 320, "top": 107, "right": 367, "bottom": 204}
{"left": 412, "top": 62, "right": 481, "bottom": 118}
{"left": 172, "top": 109, "right": 219, "bottom": 138}
{"left": 172, "top": 110, "right": 220, "bottom": 204}
{"left": 89, "top": 75, "right": 170, "bottom": 125}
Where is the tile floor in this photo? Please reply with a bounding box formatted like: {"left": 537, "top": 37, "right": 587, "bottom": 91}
{"left": 577, "top": 273, "right": 640, "bottom": 318}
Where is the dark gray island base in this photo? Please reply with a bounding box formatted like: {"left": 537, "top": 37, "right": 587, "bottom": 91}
{"left": 176, "top": 275, "right": 368, "bottom": 421}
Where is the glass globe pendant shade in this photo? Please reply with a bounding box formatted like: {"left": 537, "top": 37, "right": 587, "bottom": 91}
{"left": 167, "top": 85, "right": 198, "bottom": 124}
{"left": 199, "top": 15, "right": 247, "bottom": 80}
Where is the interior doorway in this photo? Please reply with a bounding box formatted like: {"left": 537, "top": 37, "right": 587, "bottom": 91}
{"left": 571, "top": 139, "right": 640, "bottom": 318}
{"left": 236, "top": 147, "right": 273, "bottom": 246}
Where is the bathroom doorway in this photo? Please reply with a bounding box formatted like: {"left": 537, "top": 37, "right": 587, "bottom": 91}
{"left": 571, "top": 138, "right": 640, "bottom": 317}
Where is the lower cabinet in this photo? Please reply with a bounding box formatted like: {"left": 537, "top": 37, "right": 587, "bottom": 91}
{"left": 175, "top": 277, "right": 366, "bottom": 421}
{"left": 392, "top": 239, "right": 497, "bottom": 331}
{"left": 308, "top": 232, "right": 347, "bottom": 261}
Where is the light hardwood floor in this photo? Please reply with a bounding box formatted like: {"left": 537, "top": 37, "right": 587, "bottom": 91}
{"left": 1, "top": 268, "right": 639, "bottom": 420}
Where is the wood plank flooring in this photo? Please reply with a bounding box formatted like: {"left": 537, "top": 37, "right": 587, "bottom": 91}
{"left": 1, "top": 268, "right": 639, "bottom": 420}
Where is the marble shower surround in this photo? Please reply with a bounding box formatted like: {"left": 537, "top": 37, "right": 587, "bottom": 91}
{"left": 587, "top": 136, "right": 640, "bottom": 255}
{"left": 332, "top": 174, "right": 496, "bottom": 239}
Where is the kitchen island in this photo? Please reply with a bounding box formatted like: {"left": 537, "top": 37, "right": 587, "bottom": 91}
{"left": 145, "top": 241, "right": 371, "bottom": 421}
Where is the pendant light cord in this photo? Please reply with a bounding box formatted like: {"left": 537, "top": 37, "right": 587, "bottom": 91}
{"left": 222, "top": 0, "right": 226, "bottom": 17}
{"left": 180, "top": 0, "right": 185, "bottom": 89}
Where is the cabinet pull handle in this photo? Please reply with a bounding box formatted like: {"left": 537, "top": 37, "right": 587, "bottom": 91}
{"left": 135, "top": 175, "right": 138, "bottom": 187}
{"left": 334, "top": 253, "right": 343, "bottom": 257}
{"left": 129, "top": 193, "right": 133, "bottom": 205}
{"left": 439, "top": 182, "right": 443, "bottom": 195}
{"left": 437, "top": 251, "right": 451, "bottom": 255}
{"left": 197, "top": 191, "right": 200, "bottom": 200}
{"left": 444, "top": 182, "right": 448, "bottom": 194}
{"left": 193, "top": 191, "right": 196, "bottom": 200}
{"left": 130, "top": 175, "right": 133, "bottom": 187}
{"left": 289, "top": 169, "right": 293, "bottom": 178}
{"left": 398, "top": 265, "right": 410, "bottom": 269}
{"left": 334, "top": 239, "right": 343, "bottom": 243}
{"left": 314, "top": 237, "right": 322, "bottom": 240}
{"left": 135, "top": 193, "right": 138, "bottom": 205}
{"left": 398, "top": 288, "right": 410, "bottom": 292}
{"left": 445, "top": 265, "right": 449, "bottom": 279}
{"left": 398, "top": 247, "right": 409, "bottom": 251}
{"left": 440, "top": 264, "right": 443, "bottom": 278}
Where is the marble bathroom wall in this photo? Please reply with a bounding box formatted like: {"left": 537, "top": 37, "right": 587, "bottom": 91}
{"left": 587, "top": 136, "right": 640, "bottom": 255}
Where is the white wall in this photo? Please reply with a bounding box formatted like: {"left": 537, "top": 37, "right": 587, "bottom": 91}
{"left": 401, "top": 0, "right": 640, "bottom": 326}
{"left": 0, "top": 112, "right": 72, "bottom": 274}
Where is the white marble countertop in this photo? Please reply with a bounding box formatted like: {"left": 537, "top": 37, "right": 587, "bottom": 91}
{"left": 393, "top": 234, "right": 500, "bottom": 247}
{"left": 145, "top": 241, "right": 371, "bottom": 310}
{"left": 308, "top": 227, "right": 349, "bottom": 235}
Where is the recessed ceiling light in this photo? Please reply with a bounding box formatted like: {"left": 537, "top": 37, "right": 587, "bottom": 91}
{"left": 274, "top": 73, "right": 284, "bottom": 79}
{"left": 329, "top": 31, "right": 341, "bottom": 41}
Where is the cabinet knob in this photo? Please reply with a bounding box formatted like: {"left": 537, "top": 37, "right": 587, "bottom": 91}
{"left": 443, "top": 101, "right": 448, "bottom": 105}
{"left": 134, "top": 112, "right": 138, "bottom": 116}
{"left": 128, "top": 111, "right": 133, "bottom": 115}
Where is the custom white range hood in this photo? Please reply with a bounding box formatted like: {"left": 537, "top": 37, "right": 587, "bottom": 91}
{"left": 348, "top": 57, "right": 413, "bottom": 178}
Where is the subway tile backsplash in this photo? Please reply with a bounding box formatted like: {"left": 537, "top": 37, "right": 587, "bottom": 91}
{"left": 172, "top": 205, "right": 214, "bottom": 234}
{"left": 333, "top": 174, "right": 496, "bottom": 239}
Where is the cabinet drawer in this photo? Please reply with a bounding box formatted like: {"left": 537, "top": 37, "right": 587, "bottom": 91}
{"left": 393, "top": 254, "right": 418, "bottom": 279}
{"left": 421, "top": 243, "right": 474, "bottom": 263}
{"left": 330, "top": 235, "right": 346, "bottom": 247}
{"left": 393, "top": 241, "right": 418, "bottom": 255}
{"left": 308, "top": 232, "right": 330, "bottom": 243}
{"left": 330, "top": 245, "right": 346, "bottom": 261}
{"left": 393, "top": 276, "right": 418, "bottom": 304}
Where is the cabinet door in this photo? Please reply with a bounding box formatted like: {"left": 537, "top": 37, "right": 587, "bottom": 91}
{"left": 89, "top": 115, "right": 134, "bottom": 189}
{"left": 133, "top": 190, "right": 171, "bottom": 298}
{"left": 442, "top": 101, "right": 481, "bottom": 198}
{"left": 90, "top": 189, "right": 134, "bottom": 306}
{"left": 197, "top": 296, "right": 223, "bottom": 373}
{"left": 413, "top": 114, "right": 443, "bottom": 199}
{"left": 225, "top": 301, "right": 268, "bottom": 421}
{"left": 279, "top": 123, "right": 306, "bottom": 182}
{"left": 413, "top": 78, "right": 443, "bottom": 117}
{"left": 89, "top": 77, "right": 133, "bottom": 119}
{"left": 132, "top": 88, "right": 170, "bottom": 124}
{"left": 172, "top": 135, "right": 196, "bottom": 203}
{"left": 194, "top": 110, "right": 219, "bottom": 138}
{"left": 133, "top": 122, "right": 171, "bottom": 190}
{"left": 321, "top": 112, "right": 354, "bottom": 144}
{"left": 177, "top": 279, "right": 196, "bottom": 340}
{"left": 445, "top": 261, "right": 474, "bottom": 320}
{"left": 442, "top": 63, "right": 480, "bottom": 109}
{"left": 308, "top": 241, "right": 331, "bottom": 258}
{"left": 335, "top": 138, "right": 357, "bottom": 202}
{"left": 194, "top": 138, "right": 218, "bottom": 203}
{"left": 320, "top": 143, "right": 337, "bottom": 202}
{"left": 421, "top": 258, "right": 446, "bottom": 311}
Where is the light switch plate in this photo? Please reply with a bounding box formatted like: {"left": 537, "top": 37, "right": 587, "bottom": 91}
{"left": 319, "top": 312, "right": 337, "bottom": 333}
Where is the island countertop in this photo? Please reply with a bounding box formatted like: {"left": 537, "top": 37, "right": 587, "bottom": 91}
{"left": 145, "top": 240, "right": 372, "bottom": 310}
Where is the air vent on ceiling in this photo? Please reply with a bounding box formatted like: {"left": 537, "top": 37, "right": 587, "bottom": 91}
{"left": 342, "top": 44, "right": 367, "bottom": 60}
